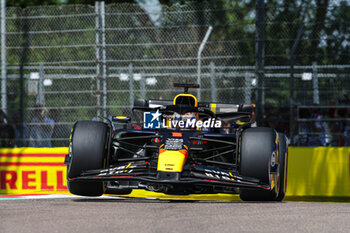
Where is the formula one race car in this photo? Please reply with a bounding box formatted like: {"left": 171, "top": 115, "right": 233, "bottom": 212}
{"left": 65, "top": 83, "right": 288, "bottom": 201}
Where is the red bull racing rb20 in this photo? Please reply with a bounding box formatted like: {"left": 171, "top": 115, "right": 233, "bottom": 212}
{"left": 65, "top": 83, "right": 288, "bottom": 201}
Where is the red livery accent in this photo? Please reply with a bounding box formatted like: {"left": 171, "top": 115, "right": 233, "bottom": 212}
{"left": 203, "top": 178, "right": 230, "bottom": 184}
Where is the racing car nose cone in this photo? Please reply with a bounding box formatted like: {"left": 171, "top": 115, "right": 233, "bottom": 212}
{"left": 157, "top": 172, "right": 180, "bottom": 181}
{"left": 157, "top": 149, "right": 188, "bottom": 172}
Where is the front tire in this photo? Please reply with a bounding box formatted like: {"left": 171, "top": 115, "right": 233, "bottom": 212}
{"left": 67, "top": 120, "right": 109, "bottom": 197}
{"left": 239, "top": 127, "right": 280, "bottom": 201}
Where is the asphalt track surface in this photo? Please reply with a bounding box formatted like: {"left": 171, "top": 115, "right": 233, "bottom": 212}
{"left": 1, "top": 196, "right": 350, "bottom": 233}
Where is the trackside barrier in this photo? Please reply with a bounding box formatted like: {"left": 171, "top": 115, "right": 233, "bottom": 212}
{"left": 0, "top": 147, "right": 349, "bottom": 200}
{"left": 286, "top": 147, "right": 350, "bottom": 200}
{"left": 0, "top": 148, "right": 69, "bottom": 195}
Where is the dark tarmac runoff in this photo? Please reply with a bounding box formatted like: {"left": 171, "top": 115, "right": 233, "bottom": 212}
{"left": 1, "top": 197, "right": 350, "bottom": 233}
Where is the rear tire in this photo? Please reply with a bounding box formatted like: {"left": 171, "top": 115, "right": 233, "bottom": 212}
{"left": 239, "top": 127, "right": 280, "bottom": 201}
{"left": 67, "top": 120, "right": 109, "bottom": 197}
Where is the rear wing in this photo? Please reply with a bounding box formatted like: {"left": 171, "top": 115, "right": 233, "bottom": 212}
{"left": 134, "top": 99, "right": 255, "bottom": 115}
{"left": 199, "top": 102, "right": 255, "bottom": 115}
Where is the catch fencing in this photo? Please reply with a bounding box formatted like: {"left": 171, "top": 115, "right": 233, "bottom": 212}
{"left": 0, "top": 1, "right": 349, "bottom": 146}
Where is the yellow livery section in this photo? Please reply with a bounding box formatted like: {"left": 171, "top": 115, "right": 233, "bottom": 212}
{"left": 157, "top": 150, "right": 188, "bottom": 172}
{"left": 173, "top": 94, "right": 198, "bottom": 107}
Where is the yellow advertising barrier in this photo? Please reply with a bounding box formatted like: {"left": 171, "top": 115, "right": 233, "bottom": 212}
{"left": 0, "top": 147, "right": 69, "bottom": 195}
{"left": 286, "top": 147, "right": 350, "bottom": 199}
{"left": 1, "top": 147, "right": 350, "bottom": 200}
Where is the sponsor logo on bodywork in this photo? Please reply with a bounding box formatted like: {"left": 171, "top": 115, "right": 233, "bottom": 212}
{"left": 204, "top": 169, "right": 236, "bottom": 181}
{"left": 164, "top": 138, "right": 184, "bottom": 150}
{"left": 98, "top": 164, "right": 137, "bottom": 176}
{"left": 143, "top": 111, "right": 222, "bottom": 129}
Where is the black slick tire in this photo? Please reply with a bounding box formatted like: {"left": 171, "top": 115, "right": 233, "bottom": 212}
{"left": 239, "top": 127, "right": 280, "bottom": 201}
{"left": 67, "top": 120, "right": 109, "bottom": 197}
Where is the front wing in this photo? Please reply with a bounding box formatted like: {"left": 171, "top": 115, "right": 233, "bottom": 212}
{"left": 68, "top": 163, "right": 271, "bottom": 192}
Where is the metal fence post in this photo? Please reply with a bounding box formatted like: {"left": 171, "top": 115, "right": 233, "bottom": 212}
{"left": 244, "top": 72, "right": 251, "bottom": 104}
{"left": 101, "top": 1, "right": 107, "bottom": 118}
{"left": 312, "top": 61, "right": 319, "bottom": 105}
{"left": 95, "top": 1, "right": 101, "bottom": 117}
{"left": 129, "top": 63, "right": 134, "bottom": 108}
{"left": 140, "top": 73, "right": 146, "bottom": 100}
{"left": 210, "top": 62, "right": 216, "bottom": 102}
{"left": 255, "top": 0, "right": 265, "bottom": 127}
{"left": 289, "top": 24, "right": 304, "bottom": 144}
{"left": 197, "top": 25, "right": 213, "bottom": 101}
{"left": 1, "top": 0, "right": 6, "bottom": 113}
{"left": 36, "top": 63, "right": 45, "bottom": 105}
